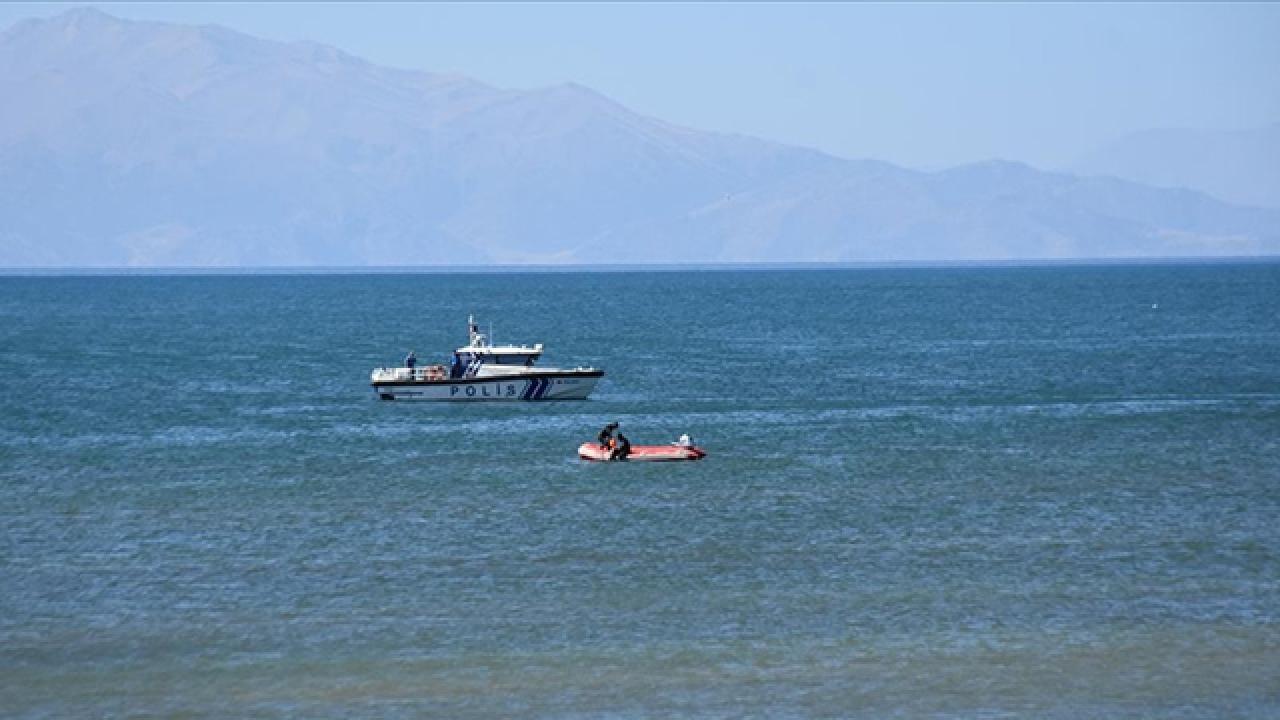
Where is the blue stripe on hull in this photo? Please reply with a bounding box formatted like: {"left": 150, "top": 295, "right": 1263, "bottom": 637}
{"left": 522, "top": 377, "right": 544, "bottom": 401}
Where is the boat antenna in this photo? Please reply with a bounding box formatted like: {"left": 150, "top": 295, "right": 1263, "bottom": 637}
{"left": 468, "top": 314, "right": 480, "bottom": 347}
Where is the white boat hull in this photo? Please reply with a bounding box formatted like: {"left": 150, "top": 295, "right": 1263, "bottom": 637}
{"left": 372, "top": 371, "right": 601, "bottom": 401}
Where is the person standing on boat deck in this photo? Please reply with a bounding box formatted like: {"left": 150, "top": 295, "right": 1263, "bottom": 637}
{"left": 405, "top": 351, "right": 416, "bottom": 371}
{"left": 597, "top": 422, "right": 619, "bottom": 448}
{"left": 610, "top": 431, "right": 631, "bottom": 461}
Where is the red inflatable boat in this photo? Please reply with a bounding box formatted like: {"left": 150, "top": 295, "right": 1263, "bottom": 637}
{"left": 577, "top": 442, "right": 706, "bottom": 462}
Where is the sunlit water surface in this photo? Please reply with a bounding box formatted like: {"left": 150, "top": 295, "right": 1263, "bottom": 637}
{"left": 2, "top": 265, "right": 1278, "bottom": 717}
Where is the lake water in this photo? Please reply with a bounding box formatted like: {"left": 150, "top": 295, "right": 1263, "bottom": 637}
{"left": 2, "top": 264, "right": 1278, "bottom": 717}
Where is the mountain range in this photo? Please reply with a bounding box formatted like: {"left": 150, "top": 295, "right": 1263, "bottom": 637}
{"left": 1072, "top": 123, "right": 1280, "bottom": 211}
{"left": 1, "top": 8, "right": 1277, "bottom": 266}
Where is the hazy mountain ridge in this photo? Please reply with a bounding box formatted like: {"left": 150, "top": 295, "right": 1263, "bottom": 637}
{"left": 1, "top": 8, "right": 1276, "bottom": 266}
{"left": 603, "top": 160, "right": 1277, "bottom": 262}
{"left": 1073, "top": 124, "right": 1280, "bottom": 210}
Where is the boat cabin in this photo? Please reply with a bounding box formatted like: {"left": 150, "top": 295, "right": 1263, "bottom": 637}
{"left": 450, "top": 319, "right": 543, "bottom": 378}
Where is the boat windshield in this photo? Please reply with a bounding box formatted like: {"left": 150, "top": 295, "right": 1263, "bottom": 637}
{"left": 451, "top": 350, "right": 538, "bottom": 377}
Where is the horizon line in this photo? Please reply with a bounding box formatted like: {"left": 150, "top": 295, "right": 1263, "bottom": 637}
{"left": 3, "top": 256, "right": 1278, "bottom": 277}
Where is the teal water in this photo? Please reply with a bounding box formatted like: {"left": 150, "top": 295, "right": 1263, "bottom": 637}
{"left": 2, "top": 265, "right": 1278, "bottom": 717}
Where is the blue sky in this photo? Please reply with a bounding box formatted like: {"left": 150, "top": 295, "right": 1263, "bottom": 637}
{"left": 4, "top": 2, "right": 1278, "bottom": 170}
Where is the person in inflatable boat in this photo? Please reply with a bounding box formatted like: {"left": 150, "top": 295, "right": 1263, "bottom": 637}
{"left": 610, "top": 431, "right": 631, "bottom": 461}
{"left": 597, "top": 422, "right": 618, "bottom": 448}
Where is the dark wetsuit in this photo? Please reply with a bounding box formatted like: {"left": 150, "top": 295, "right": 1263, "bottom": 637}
{"left": 597, "top": 423, "right": 617, "bottom": 448}
{"left": 611, "top": 433, "right": 631, "bottom": 461}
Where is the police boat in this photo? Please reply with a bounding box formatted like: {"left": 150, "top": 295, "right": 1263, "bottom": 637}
{"left": 371, "top": 316, "right": 604, "bottom": 401}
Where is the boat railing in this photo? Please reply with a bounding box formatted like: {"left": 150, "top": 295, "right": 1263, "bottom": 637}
{"left": 373, "top": 362, "right": 600, "bottom": 382}
{"left": 373, "top": 365, "right": 449, "bottom": 382}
